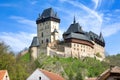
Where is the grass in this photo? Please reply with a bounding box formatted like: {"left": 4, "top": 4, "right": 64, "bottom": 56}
{"left": 20, "top": 52, "right": 30, "bottom": 62}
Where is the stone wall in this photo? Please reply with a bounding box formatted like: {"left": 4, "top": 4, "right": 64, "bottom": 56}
{"left": 47, "top": 47, "right": 65, "bottom": 57}
{"left": 47, "top": 41, "right": 105, "bottom": 60}
{"left": 37, "top": 21, "right": 59, "bottom": 48}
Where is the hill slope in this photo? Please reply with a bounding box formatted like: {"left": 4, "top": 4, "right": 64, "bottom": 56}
{"left": 33, "top": 54, "right": 109, "bottom": 80}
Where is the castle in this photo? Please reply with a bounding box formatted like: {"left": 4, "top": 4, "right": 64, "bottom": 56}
{"left": 29, "top": 8, "right": 105, "bottom": 61}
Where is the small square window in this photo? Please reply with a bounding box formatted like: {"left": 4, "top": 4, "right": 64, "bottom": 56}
{"left": 74, "top": 44, "right": 76, "bottom": 46}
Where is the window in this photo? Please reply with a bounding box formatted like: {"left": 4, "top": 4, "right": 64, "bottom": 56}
{"left": 41, "top": 40, "right": 43, "bottom": 44}
{"left": 39, "top": 77, "right": 41, "bottom": 80}
{"left": 46, "top": 26, "right": 49, "bottom": 29}
{"left": 46, "top": 39, "right": 49, "bottom": 43}
{"left": 41, "top": 32, "right": 43, "bottom": 37}
{"left": 74, "top": 44, "right": 76, "bottom": 47}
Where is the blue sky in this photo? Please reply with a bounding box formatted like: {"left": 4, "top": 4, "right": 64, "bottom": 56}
{"left": 0, "top": 0, "right": 120, "bottom": 55}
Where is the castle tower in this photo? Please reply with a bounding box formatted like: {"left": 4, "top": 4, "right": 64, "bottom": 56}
{"left": 36, "top": 8, "right": 60, "bottom": 48}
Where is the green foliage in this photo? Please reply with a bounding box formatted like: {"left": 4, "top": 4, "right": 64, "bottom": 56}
{"left": 76, "top": 71, "right": 83, "bottom": 80}
{"left": 106, "top": 54, "right": 120, "bottom": 67}
{"left": 35, "top": 54, "right": 109, "bottom": 79}
{"left": 96, "top": 52, "right": 102, "bottom": 57}
{"left": 1, "top": 40, "right": 120, "bottom": 80}
{"left": 19, "top": 52, "right": 31, "bottom": 62}
{"left": 0, "top": 41, "right": 36, "bottom": 80}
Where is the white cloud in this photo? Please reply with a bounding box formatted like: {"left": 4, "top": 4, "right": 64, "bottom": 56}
{"left": 92, "top": 0, "right": 99, "bottom": 9}
{"left": 57, "top": 0, "right": 103, "bottom": 34}
{"left": 0, "top": 16, "right": 37, "bottom": 53}
{"left": 58, "top": 0, "right": 120, "bottom": 37}
{"left": 59, "top": 29, "right": 64, "bottom": 40}
{"left": 67, "top": 0, "right": 102, "bottom": 23}
{"left": 1, "top": 0, "right": 119, "bottom": 54}
{"left": 10, "top": 16, "right": 36, "bottom": 28}
{"left": 102, "top": 23, "right": 120, "bottom": 37}
{"left": 0, "top": 32, "right": 36, "bottom": 53}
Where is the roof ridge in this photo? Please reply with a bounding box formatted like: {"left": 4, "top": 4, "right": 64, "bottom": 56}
{"left": 39, "top": 69, "right": 64, "bottom": 80}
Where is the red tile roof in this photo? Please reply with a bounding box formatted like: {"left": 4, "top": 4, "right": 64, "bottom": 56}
{"left": 97, "top": 66, "right": 120, "bottom": 80}
{"left": 0, "top": 70, "right": 7, "bottom": 80}
{"left": 110, "top": 66, "right": 120, "bottom": 73}
{"left": 40, "top": 69, "right": 64, "bottom": 80}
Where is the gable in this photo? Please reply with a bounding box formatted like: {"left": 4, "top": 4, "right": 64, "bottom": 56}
{"left": 40, "top": 70, "right": 65, "bottom": 80}
{"left": 27, "top": 69, "right": 50, "bottom": 80}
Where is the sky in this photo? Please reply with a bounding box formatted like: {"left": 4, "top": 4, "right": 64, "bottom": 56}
{"left": 0, "top": 0, "right": 120, "bottom": 55}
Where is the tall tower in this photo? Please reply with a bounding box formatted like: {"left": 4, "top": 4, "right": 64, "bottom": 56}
{"left": 36, "top": 8, "right": 60, "bottom": 48}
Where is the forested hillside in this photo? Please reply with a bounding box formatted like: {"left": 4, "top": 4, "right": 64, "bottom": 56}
{"left": 0, "top": 41, "right": 37, "bottom": 80}
{"left": 0, "top": 41, "right": 120, "bottom": 80}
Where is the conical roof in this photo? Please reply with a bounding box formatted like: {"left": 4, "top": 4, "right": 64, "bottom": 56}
{"left": 64, "top": 23, "right": 84, "bottom": 35}
{"left": 30, "top": 37, "right": 40, "bottom": 47}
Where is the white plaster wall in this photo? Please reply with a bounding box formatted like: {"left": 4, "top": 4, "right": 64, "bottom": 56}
{"left": 47, "top": 41, "right": 105, "bottom": 60}
{"left": 26, "top": 69, "right": 50, "bottom": 80}
{"left": 31, "top": 47, "right": 38, "bottom": 59}
{"left": 65, "top": 47, "right": 72, "bottom": 57}
{"left": 70, "top": 43, "right": 94, "bottom": 58}
{"left": 94, "top": 42, "right": 105, "bottom": 58}
{"left": 50, "top": 21, "right": 59, "bottom": 42}
{"left": 3, "top": 71, "right": 10, "bottom": 80}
